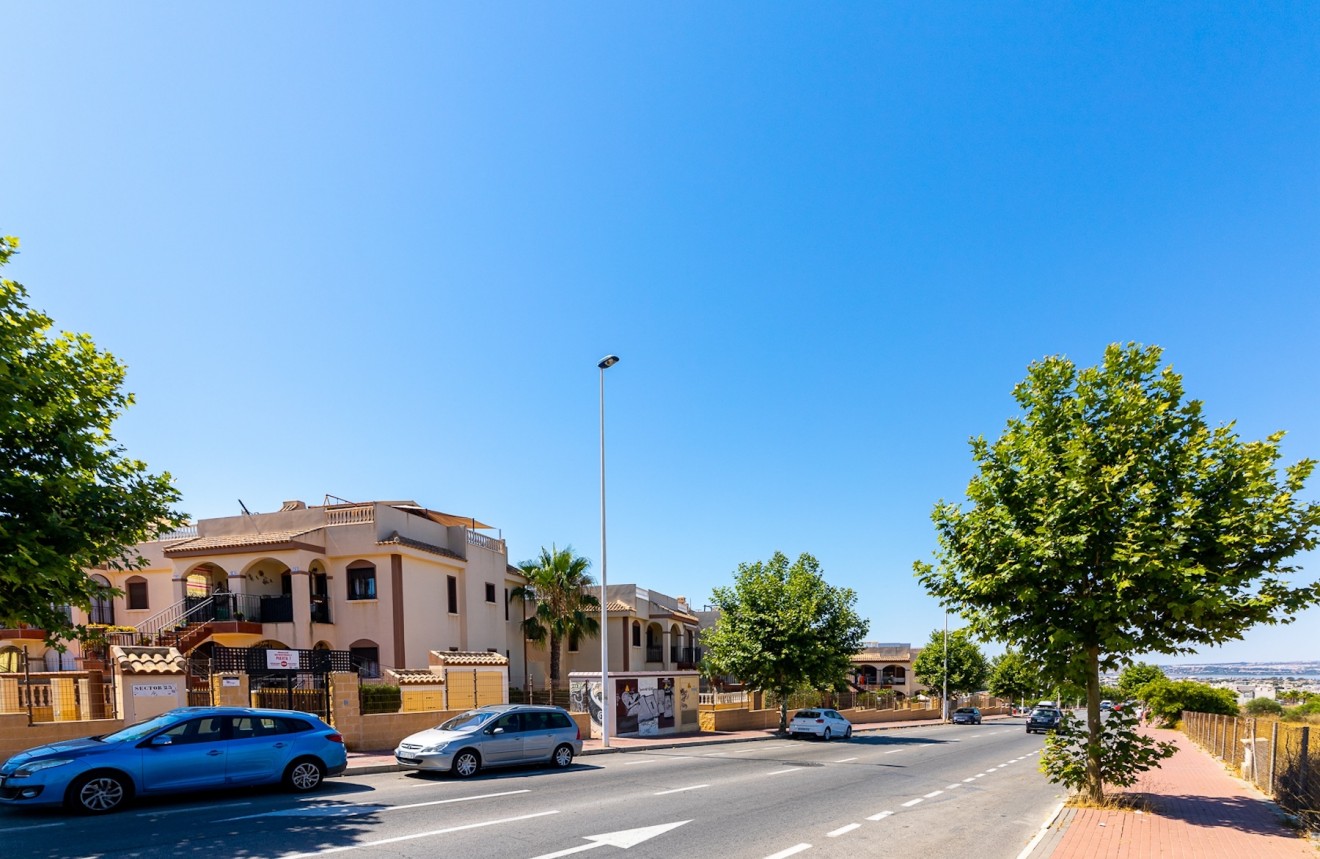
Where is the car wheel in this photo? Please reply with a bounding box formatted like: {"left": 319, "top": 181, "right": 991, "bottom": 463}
{"left": 67, "top": 771, "right": 132, "bottom": 814}
{"left": 552, "top": 744, "right": 575, "bottom": 769}
{"left": 844, "top": 726, "right": 852, "bottom": 739}
{"left": 823, "top": 728, "right": 832, "bottom": 741}
{"left": 453, "top": 749, "right": 481, "bottom": 778}
{"left": 284, "top": 758, "right": 326, "bottom": 793}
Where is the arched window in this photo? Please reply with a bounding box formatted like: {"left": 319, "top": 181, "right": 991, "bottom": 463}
{"left": 347, "top": 562, "right": 376, "bottom": 601}
{"left": 632, "top": 621, "right": 641, "bottom": 647}
{"left": 349, "top": 639, "right": 380, "bottom": 678}
{"left": 89, "top": 574, "right": 114, "bottom": 625}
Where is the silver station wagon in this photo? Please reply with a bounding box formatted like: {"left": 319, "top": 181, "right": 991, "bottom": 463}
{"left": 394, "top": 704, "right": 583, "bottom": 777}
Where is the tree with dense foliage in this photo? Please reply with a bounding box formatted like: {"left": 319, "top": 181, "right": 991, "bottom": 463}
{"left": 703, "top": 551, "right": 868, "bottom": 734}
{"left": 0, "top": 237, "right": 183, "bottom": 643}
{"left": 1242, "top": 697, "right": 1284, "bottom": 716}
{"left": 510, "top": 545, "right": 600, "bottom": 692}
{"left": 1139, "top": 678, "right": 1239, "bottom": 726}
{"left": 912, "top": 626, "right": 989, "bottom": 705}
{"left": 1118, "top": 662, "right": 1167, "bottom": 701}
{"left": 915, "top": 343, "right": 1320, "bottom": 801}
{"left": 988, "top": 649, "right": 1042, "bottom": 705}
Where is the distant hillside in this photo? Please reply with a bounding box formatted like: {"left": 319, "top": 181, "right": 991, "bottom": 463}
{"left": 1158, "top": 661, "right": 1320, "bottom": 681}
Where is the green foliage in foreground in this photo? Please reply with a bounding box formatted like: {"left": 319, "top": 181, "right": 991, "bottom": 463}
{"left": 1242, "top": 697, "right": 1284, "bottom": 716}
{"left": 1040, "top": 708, "right": 1176, "bottom": 794}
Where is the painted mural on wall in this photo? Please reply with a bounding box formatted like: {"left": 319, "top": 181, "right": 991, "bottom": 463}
{"left": 617, "top": 677, "right": 674, "bottom": 735}
{"left": 569, "top": 678, "right": 604, "bottom": 731}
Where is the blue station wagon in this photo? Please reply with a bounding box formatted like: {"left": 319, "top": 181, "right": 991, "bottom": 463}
{"left": 0, "top": 706, "right": 346, "bottom": 813}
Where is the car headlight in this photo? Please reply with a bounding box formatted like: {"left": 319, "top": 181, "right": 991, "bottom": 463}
{"left": 420, "top": 743, "right": 448, "bottom": 754}
{"left": 14, "top": 758, "right": 74, "bottom": 776}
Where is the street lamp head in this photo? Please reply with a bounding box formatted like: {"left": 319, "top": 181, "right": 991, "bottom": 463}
{"left": 598, "top": 355, "right": 620, "bottom": 369}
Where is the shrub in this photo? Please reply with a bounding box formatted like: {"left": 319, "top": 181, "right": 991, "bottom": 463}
{"left": 360, "top": 683, "right": 402, "bottom": 714}
{"left": 1242, "top": 697, "right": 1284, "bottom": 716}
{"left": 1140, "top": 678, "right": 1238, "bottom": 726}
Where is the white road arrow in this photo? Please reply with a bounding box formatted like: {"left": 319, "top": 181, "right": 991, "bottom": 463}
{"left": 529, "top": 820, "right": 691, "bottom": 858}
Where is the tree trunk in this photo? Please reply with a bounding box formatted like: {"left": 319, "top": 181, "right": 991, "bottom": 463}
{"left": 779, "top": 697, "right": 789, "bottom": 735}
{"left": 549, "top": 634, "right": 561, "bottom": 693}
{"left": 1084, "top": 645, "right": 1104, "bottom": 802}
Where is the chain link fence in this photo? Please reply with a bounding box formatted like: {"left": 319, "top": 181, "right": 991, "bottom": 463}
{"left": 1182, "top": 710, "right": 1317, "bottom": 833}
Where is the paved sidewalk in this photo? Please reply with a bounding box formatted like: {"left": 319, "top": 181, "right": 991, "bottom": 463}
{"left": 1026, "top": 727, "right": 1317, "bottom": 859}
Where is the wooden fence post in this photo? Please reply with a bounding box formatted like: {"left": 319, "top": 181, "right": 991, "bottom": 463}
{"left": 1269, "top": 720, "right": 1280, "bottom": 796}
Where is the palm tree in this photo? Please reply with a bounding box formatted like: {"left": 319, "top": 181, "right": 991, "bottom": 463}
{"left": 510, "top": 545, "right": 601, "bottom": 693}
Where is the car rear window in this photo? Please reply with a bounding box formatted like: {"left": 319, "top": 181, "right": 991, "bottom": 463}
{"left": 548, "top": 712, "right": 572, "bottom": 729}
{"left": 794, "top": 710, "right": 820, "bottom": 719}
{"left": 956, "top": 708, "right": 975, "bottom": 714}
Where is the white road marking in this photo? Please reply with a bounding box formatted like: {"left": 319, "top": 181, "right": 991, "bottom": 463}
{"left": 767, "top": 768, "right": 798, "bottom": 776}
{"left": 0, "top": 821, "right": 65, "bottom": 831}
{"left": 884, "top": 749, "right": 904, "bottom": 754}
{"left": 901, "top": 798, "right": 924, "bottom": 807}
{"left": 273, "top": 810, "right": 559, "bottom": 857}
{"left": 654, "top": 784, "right": 709, "bottom": 796}
{"left": 832, "top": 757, "right": 858, "bottom": 763}
{"left": 528, "top": 821, "right": 692, "bottom": 859}
{"left": 946, "top": 784, "right": 962, "bottom": 790}
{"left": 704, "top": 752, "right": 728, "bottom": 757}
{"left": 827, "top": 823, "right": 861, "bottom": 837}
{"left": 866, "top": 811, "right": 894, "bottom": 821}
{"left": 923, "top": 790, "right": 944, "bottom": 798}
{"left": 622, "top": 759, "right": 656, "bottom": 765}
{"left": 963, "top": 777, "right": 976, "bottom": 782}
{"left": 764, "top": 845, "right": 812, "bottom": 859}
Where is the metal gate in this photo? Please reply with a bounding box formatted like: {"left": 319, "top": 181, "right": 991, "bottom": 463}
{"left": 210, "top": 645, "right": 353, "bottom": 722}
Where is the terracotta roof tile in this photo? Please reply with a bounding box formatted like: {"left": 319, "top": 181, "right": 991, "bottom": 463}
{"left": 387, "top": 668, "right": 445, "bottom": 686}
{"left": 428, "top": 650, "right": 509, "bottom": 666}
{"left": 376, "top": 531, "right": 464, "bottom": 561}
{"left": 589, "top": 600, "right": 635, "bottom": 614}
{"left": 163, "top": 526, "right": 325, "bottom": 555}
{"left": 110, "top": 645, "right": 186, "bottom": 674}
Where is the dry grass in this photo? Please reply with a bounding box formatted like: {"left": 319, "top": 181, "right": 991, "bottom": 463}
{"left": 1065, "top": 792, "right": 1154, "bottom": 812}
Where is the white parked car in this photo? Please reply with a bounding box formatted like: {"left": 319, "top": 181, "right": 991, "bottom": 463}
{"left": 788, "top": 708, "right": 852, "bottom": 740}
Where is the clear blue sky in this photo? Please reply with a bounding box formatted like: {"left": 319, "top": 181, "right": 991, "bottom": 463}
{"left": 7, "top": 4, "right": 1318, "bottom": 664}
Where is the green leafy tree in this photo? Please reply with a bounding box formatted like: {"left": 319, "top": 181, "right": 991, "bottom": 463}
{"left": 1140, "top": 678, "right": 1239, "bottom": 725}
{"left": 703, "top": 551, "right": 868, "bottom": 734}
{"left": 912, "top": 626, "right": 989, "bottom": 705}
{"left": 0, "top": 237, "right": 183, "bottom": 643}
{"left": 988, "top": 649, "right": 1043, "bottom": 705}
{"left": 1040, "top": 708, "right": 1176, "bottom": 792}
{"left": 1242, "top": 697, "right": 1284, "bottom": 716}
{"left": 915, "top": 343, "right": 1320, "bottom": 801}
{"left": 1118, "top": 662, "right": 1166, "bottom": 701}
{"left": 510, "top": 545, "right": 600, "bottom": 692}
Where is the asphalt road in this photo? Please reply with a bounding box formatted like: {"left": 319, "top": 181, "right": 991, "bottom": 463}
{"left": 0, "top": 719, "right": 1064, "bottom": 859}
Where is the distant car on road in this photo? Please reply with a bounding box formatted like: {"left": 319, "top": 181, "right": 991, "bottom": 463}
{"left": 1100, "top": 699, "right": 1114, "bottom": 711}
{"left": 951, "top": 707, "right": 982, "bottom": 725}
{"left": 1026, "top": 708, "right": 1062, "bottom": 734}
{"left": 394, "top": 704, "right": 582, "bottom": 778}
{"left": 789, "top": 708, "right": 852, "bottom": 741}
{"left": 0, "top": 706, "right": 345, "bottom": 814}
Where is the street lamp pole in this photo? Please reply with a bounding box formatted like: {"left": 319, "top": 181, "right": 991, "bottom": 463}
{"left": 598, "top": 354, "right": 619, "bottom": 748}
{"left": 943, "top": 610, "right": 949, "bottom": 723}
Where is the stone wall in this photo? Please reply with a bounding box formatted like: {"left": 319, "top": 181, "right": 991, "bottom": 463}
{"left": 0, "top": 713, "right": 124, "bottom": 765}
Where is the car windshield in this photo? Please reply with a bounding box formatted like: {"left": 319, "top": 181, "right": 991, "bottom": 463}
{"left": 438, "top": 710, "right": 497, "bottom": 731}
{"left": 955, "top": 708, "right": 975, "bottom": 714}
{"left": 1031, "top": 709, "right": 1054, "bottom": 718}
{"left": 97, "top": 711, "right": 185, "bottom": 744}
{"left": 793, "top": 710, "right": 820, "bottom": 719}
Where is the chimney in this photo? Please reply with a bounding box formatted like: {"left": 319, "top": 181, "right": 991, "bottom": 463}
{"left": 280, "top": 500, "right": 307, "bottom": 512}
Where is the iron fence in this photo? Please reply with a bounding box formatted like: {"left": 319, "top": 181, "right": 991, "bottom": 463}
{"left": 1183, "top": 710, "right": 1318, "bottom": 834}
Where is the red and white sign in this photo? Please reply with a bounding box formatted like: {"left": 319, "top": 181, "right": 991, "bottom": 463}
{"left": 266, "top": 649, "right": 298, "bottom": 670}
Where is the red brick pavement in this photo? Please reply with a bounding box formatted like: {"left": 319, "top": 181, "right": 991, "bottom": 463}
{"left": 1030, "top": 727, "right": 1316, "bottom": 858}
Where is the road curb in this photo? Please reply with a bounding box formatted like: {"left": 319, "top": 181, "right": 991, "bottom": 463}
{"left": 1017, "top": 801, "right": 1067, "bottom": 859}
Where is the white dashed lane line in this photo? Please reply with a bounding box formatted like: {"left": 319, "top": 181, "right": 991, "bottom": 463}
{"left": 923, "top": 790, "right": 944, "bottom": 798}
{"left": 827, "top": 823, "right": 861, "bottom": 837}
{"left": 764, "top": 844, "right": 812, "bottom": 859}
{"left": 867, "top": 811, "right": 894, "bottom": 821}
{"left": 767, "top": 769, "right": 798, "bottom": 776}
{"left": 654, "top": 784, "right": 709, "bottom": 796}
{"left": 833, "top": 757, "right": 858, "bottom": 763}
{"left": 901, "top": 798, "right": 924, "bottom": 807}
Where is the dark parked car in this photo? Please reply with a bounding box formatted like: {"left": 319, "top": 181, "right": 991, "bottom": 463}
{"left": 951, "top": 707, "right": 982, "bottom": 725}
{"left": 0, "top": 707, "right": 346, "bottom": 814}
{"left": 1026, "top": 707, "right": 1062, "bottom": 734}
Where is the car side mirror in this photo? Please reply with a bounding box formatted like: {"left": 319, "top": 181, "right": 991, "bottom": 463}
{"left": 490, "top": 727, "right": 504, "bottom": 735}
{"left": 150, "top": 735, "right": 174, "bottom": 747}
